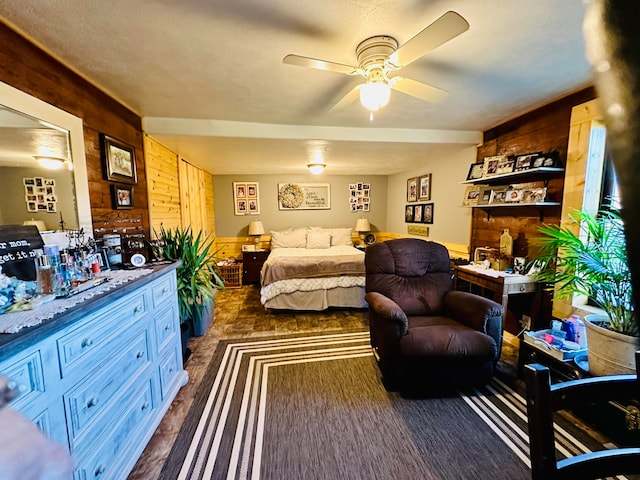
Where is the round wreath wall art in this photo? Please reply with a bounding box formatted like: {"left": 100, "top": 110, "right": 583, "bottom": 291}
{"left": 278, "top": 183, "right": 304, "bottom": 209}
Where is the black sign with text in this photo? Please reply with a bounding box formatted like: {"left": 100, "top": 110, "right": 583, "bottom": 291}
{"left": 0, "top": 225, "right": 44, "bottom": 281}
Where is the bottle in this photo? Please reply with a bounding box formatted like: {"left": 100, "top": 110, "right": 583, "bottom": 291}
{"left": 570, "top": 314, "right": 588, "bottom": 349}
{"left": 500, "top": 229, "right": 513, "bottom": 257}
{"left": 35, "top": 255, "right": 54, "bottom": 295}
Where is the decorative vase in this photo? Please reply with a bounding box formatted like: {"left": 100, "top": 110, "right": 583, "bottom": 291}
{"left": 584, "top": 314, "right": 638, "bottom": 375}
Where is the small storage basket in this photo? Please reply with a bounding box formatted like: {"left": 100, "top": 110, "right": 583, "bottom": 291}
{"left": 218, "top": 263, "right": 242, "bottom": 289}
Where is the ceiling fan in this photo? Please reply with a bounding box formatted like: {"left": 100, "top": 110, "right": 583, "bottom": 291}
{"left": 283, "top": 11, "right": 469, "bottom": 117}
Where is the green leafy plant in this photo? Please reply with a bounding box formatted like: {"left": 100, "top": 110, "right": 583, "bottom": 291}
{"left": 530, "top": 208, "right": 635, "bottom": 335}
{"left": 156, "top": 225, "right": 225, "bottom": 325}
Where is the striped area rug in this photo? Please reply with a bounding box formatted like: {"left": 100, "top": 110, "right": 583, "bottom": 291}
{"left": 161, "top": 332, "right": 628, "bottom": 480}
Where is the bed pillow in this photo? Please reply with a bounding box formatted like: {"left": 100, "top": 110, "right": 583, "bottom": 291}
{"left": 306, "top": 229, "right": 332, "bottom": 249}
{"left": 330, "top": 227, "right": 353, "bottom": 246}
{"left": 270, "top": 228, "right": 307, "bottom": 248}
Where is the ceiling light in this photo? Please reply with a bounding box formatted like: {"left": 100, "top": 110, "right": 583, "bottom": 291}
{"left": 360, "top": 81, "right": 391, "bottom": 112}
{"left": 307, "top": 163, "right": 326, "bottom": 175}
{"left": 35, "top": 155, "right": 66, "bottom": 170}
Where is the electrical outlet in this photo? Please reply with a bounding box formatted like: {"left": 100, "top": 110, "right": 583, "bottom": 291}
{"left": 521, "top": 314, "right": 532, "bottom": 330}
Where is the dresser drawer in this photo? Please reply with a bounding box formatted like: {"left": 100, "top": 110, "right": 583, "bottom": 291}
{"left": 158, "top": 345, "right": 181, "bottom": 400}
{"left": 154, "top": 301, "right": 179, "bottom": 354}
{"left": 64, "top": 328, "right": 150, "bottom": 450}
{"left": 73, "top": 375, "right": 156, "bottom": 480}
{"left": 57, "top": 291, "right": 148, "bottom": 378}
{"left": 0, "top": 349, "right": 47, "bottom": 411}
{"left": 151, "top": 273, "right": 176, "bottom": 309}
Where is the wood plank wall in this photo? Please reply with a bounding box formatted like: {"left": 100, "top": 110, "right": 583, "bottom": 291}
{"left": 471, "top": 87, "right": 596, "bottom": 258}
{"left": 0, "top": 23, "right": 149, "bottom": 243}
{"left": 144, "top": 135, "right": 182, "bottom": 234}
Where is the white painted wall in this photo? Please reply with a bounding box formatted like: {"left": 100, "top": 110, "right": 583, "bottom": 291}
{"left": 386, "top": 146, "right": 477, "bottom": 247}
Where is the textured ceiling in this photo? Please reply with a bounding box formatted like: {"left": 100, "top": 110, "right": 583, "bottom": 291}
{"left": 0, "top": 0, "right": 592, "bottom": 174}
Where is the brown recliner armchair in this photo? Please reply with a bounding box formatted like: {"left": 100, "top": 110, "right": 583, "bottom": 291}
{"left": 365, "top": 238, "right": 504, "bottom": 394}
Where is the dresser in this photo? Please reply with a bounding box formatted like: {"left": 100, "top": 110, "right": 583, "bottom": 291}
{"left": 242, "top": 250, "right": 270, "bottom": 285}
{"left": 0, "top": 263, "right": 187, "bottom": 480}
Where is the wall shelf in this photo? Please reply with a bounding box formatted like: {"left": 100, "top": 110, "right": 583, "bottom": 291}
{"left": 462, "top": 167, "right": 565, "bottom": 185}
{"left": 466, "top": 201, "right": 561, "bottom": 221}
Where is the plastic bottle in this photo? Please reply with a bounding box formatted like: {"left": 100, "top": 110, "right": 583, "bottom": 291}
{"left": 570, "top": 314, "right": 588, "bottom": 349}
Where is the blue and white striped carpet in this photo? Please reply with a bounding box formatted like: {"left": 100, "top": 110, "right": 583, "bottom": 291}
{"left": 162, "top": 331, "right": 628, "bottom": 480}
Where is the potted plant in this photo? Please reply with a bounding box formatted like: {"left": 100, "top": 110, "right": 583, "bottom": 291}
{"left": 530, "top": 208, "right": 637, "bottom": 375}
{"left": 156, "top": 225, "right": 225, "bottom": 343}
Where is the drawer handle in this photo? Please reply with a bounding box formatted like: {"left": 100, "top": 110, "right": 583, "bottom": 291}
{"left": 81, "top": 338, "right": 94, "bottom": 348}
{"left": 164, "top": 323, "right": 171, "bottom": 331}
{"left": 162, "top": 287, "right": 168, "bottom": 294}
{"left": 87, "top": 397, "right": 99, "bottom": 408}
{"left": 141, "top": 401, "right": 150, "bottom": 411}
{"left": 94, "top": 465, "right": 105, "bottom": 477}
{"left": 136, "top": 350, "right": 145, "bottom": 359}
{"left": 133, "top": 305, "right": 143, "bottom": 314}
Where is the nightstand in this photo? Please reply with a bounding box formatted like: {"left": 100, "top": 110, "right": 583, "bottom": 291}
{"left": 242, "top": 250, "right": 270, "bottom": 285}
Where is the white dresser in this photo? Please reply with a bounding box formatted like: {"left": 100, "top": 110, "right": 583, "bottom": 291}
{"left": 0, "top": 263, "right": 187, "bottom": 480}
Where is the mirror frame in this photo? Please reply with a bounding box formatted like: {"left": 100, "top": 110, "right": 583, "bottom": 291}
{"left": 0, "top": 80, "right": 92, "bottom": 234}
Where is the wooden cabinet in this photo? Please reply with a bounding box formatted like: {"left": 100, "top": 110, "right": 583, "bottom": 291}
{"left": 0, "top": 264, "right": 186, "bottom": 480}
{"left": 242, "top": 250, "right": 270, "bottom": 285}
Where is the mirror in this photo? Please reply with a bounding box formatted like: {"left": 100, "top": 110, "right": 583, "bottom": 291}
{"left": 0, "top": 81, "right": 91, "bottom": 236}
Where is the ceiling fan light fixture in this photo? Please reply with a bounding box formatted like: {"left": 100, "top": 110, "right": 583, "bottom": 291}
{"left": 360, "top": 80, "right": 391, "bottom": 112}
{"left": 307, "top": 162, "right": 326, "bottom": 175}
{"left": 35, "top": 155, "right": 66, "bottom": 170}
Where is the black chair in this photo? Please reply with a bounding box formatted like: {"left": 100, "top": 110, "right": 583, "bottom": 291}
{"left": 524, "top": 351, "right": 640, "bottom": 480}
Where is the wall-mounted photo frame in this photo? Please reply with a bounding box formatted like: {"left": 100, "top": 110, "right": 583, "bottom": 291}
{"left": 405, "top": 205, "right": 414, "bottom": 222}
{"left": 233, "top": 181, "right": 260, "bottom": 215}
{"left": 418, "top": 174, "right": 431, "bottom": 201}
{"left": 407, "top": 177, "right": 418, "bottom": 202}
{"left": 466, "top": 162, "right": 485, "bottom": 180}
{"left": 349, "top": 182, "right": 371, "bottom": 212}
{"left": 277, "top": 183, "right": 330, "bottom": 210}
{"left": 101, "top": 134, "right": 137, "bottom": 184}
{"left": 422, "top": 203, "right": 434, "bottom": 224}
{"left": 111, "top": 183, "right": 134, "bottom": 209}
{"left": 413, "top": 204, "right": 423, "bottom": 223}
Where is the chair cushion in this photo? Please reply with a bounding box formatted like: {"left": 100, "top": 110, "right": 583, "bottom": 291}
{"left": 399, "top": 315, "right": 498, "bottom": 361}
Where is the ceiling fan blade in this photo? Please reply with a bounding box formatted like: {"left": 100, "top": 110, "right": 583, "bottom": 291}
{"left": 390, "top": 77, "right": 448, "bottom": 103}
{"left": 283, "top": 54, "right": 360, "bottom": 75}
{"left": 329, "top": 84, "right": 362, "bottom": 112}
{"left": 387, "top": 11, "right": 469, "bottom": 68}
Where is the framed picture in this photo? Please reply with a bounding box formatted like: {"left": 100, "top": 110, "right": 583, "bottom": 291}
{"left": 466, "top": 162, "right": 485, "bottom": 181}
{"left": 521, "top": 187, "right": 547, "bottom": 203}
{"left": 413, "top": 204, "right": 423, "bottom": 223}
{"left": 489, "top": 187, "right": 508, "bottom": 204}
{"left": 422, "top": 203, "right": 434, "bottom": 224}
{"left": 278, "top": 183, "right": 330, "bottom": 210}
{"left": 496, "top": 156, "right": 515, "bottom": 174}
{"left": 418, "top": 174, "right": 431, "bottom": 201}
{"left": 233, "top": 181, "right": 260, "bottom": 215}
{"left": 478, "top": 186, "right": 493, "bottom": 205}
{"left": 111, "top": 183, "right": 134, "bottom": 209}
{"left": 514, "top": 154, "right": 536, "bottom": 171}
{"left": 101, "top": 134, "right": 137, "bottom": 184}
{"left": 405, "top": 205, "right": 414, "bottom": 223}
{"left": 462, "top": 185, "right": 482, "bottom": 206}
{"left": 483, "top": 155, "right": 505, "bottom": 177}
{"left": 505, "top": 188, "right": 523, "bottom": 203}
{"left": 407, "top": 177, "right": 418, "bottom": 202}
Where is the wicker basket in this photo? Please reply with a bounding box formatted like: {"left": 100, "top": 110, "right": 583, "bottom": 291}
{"left": 218, "top": 263, "right": 242, "bottom": 289}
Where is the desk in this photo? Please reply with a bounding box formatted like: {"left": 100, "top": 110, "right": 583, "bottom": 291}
{"left": 454, "top": 264, "right": 537, "bottom": 325}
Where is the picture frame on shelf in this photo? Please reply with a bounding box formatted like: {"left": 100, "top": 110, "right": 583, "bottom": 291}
{"left": 405, "top": 205, "right": 414, "bottom": 222}
{"left": 482, "top": 155, "right": 505, "bottom": 177}
{"left": 514, "top": 153, "right": 538, "bottom": 171}
{"left": 462, "top": 185, "right": 482, "bottom": 206}
{"left": 488, "top": 186, "right": 508, "bottom": 204}
{"left": 496, "top": 156, "right": 515, "bottom": 174}
{"left": 111, "top": 183, "right": 134, "bottom": 209}
{"left": 418, "top": 174, "right": 431, "bottom": 201}
{"left": 478, "top": 186, "right": 493, "bottom": 205}
{"left": 407, "top": 177, "right": 418, "bottom": 202}
{"left": 521, "top": 187, "right": 547, "bottom": 203}
{"left": 101, "top": 134, "right": 137, "bottom": 184}
{"left": 422, "top": 203, "right": 434, "bottom": 224}
{"left": 505, "top": 188, "right": 523, "bottom": 203}
{"left": 466, "top": 162, "right": 485, "bottom": 180}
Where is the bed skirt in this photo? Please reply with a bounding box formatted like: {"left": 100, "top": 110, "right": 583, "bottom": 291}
{"left": 263, "top": 285, "right": 367, "bottom": 311}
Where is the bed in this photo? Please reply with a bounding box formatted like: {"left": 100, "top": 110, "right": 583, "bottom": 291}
{"left": 259, "top": 227, "right": 367, "bottom": 311}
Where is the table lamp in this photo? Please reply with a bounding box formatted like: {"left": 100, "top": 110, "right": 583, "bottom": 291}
{"left": 248, "top": 220, "right": 265, "bottom": 250}
{"left": 355, "top": 218, "right": 370, "bottom": 247}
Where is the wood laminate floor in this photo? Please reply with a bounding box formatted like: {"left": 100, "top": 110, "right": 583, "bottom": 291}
{"left": 128, "top": 284, "right": 521, "bottom": 479}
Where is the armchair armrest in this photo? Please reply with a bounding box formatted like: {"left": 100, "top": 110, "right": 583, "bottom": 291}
{"left": 365, "top": 292, "right": 409, "bottom": 336}
{"left": 443, "top": 290, "right": 503, "bottom": 347}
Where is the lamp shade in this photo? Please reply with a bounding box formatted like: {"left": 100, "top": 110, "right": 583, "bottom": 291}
{"left": 307, "top": 163, "right": 326, "bottom": 175}
{"left": 359, "top": 81, "right": 391, "bottom": 112}
{"left": 248, "top": 220, "right": 265, "bottom": 236}
{"left": 355, "top": 218, "right": 370, "bottom": 232}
